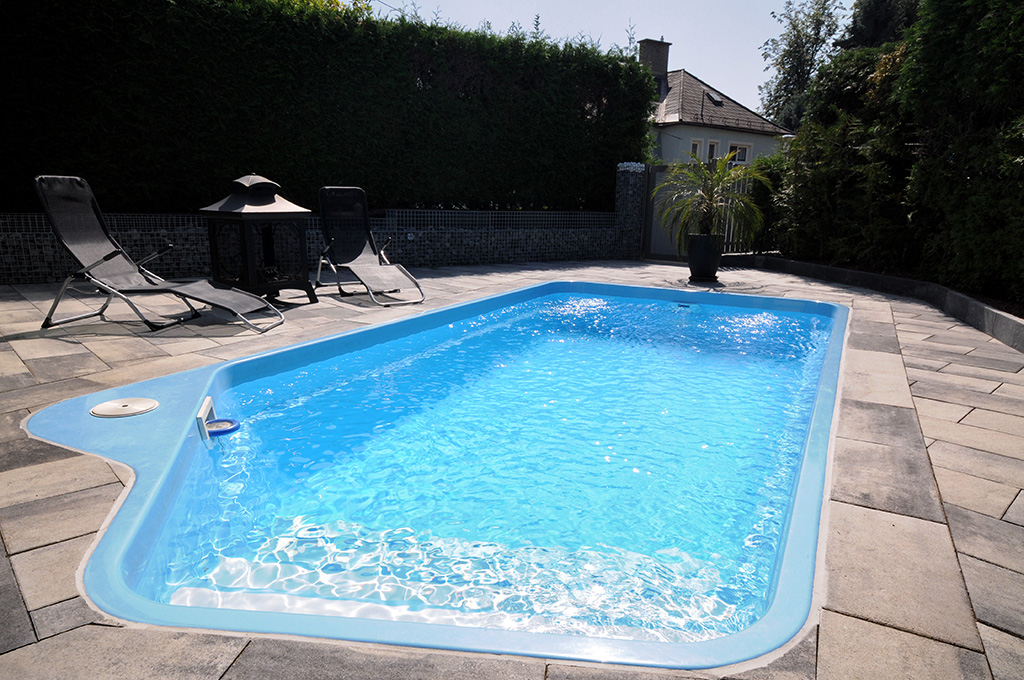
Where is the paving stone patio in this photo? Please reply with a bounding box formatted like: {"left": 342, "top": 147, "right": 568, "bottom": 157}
{"left": 0, "top": 261, "right": 1022, "bottom": 679}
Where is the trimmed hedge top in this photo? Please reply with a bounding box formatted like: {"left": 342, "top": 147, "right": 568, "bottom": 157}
{"left": 5, "top": 0, "right": 656, "bottom": 212}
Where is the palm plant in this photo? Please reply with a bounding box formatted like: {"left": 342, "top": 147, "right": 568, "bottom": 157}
{"left": 653, "top": 151, "right": 770, "bottom": 256}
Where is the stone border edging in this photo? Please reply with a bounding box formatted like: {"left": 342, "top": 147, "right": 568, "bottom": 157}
{"left": 728, "top": 255, "right": 1024, "bottom": 352}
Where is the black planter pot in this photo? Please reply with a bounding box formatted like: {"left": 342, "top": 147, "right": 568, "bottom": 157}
{"left": 686, "top": 234, "right": 723, "bottom": 282}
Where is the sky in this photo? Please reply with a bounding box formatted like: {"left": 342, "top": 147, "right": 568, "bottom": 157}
{"left": 368, "top": 0, "right": 850, "bottom": 113}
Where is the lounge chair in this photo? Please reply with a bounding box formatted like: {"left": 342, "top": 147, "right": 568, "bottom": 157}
{"left": 315, "top": 186, "right": 424, "bottom": 306}
{"left": 34, "top": 175, "right": 284, "bottom": 333}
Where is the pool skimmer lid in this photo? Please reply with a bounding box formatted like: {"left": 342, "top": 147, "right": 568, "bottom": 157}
{"left": 90, "top": 398, "right": 159, "bottom": 418}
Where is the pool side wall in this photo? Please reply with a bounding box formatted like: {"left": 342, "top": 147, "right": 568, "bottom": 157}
{"left": 25, "top": 281, "right": 848, "bottom": 670}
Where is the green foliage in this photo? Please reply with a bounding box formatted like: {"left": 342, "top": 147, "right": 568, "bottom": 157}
{"left": 837, "top": 0, "right": 918, "bottom": 49}
{"left": 777, "top": 110, "right": 916, "bottom": 273}
{"left": 748, "top": 153, "right": 788, "bottom": 254}
{"left": 759, "top": 0, "right": 843, "bottom": 130}
{"left": 3, "top": 0, "right": 655, "bottom": 212}
{"left": 900, "top": 0, "right": 1024, "bottom": 303}
{"left": 652, "top": 152, "right": 770, "bottom": 256}
{"left": 803, "top": 48, "right": 885, "bottom": 125}
{"left": 758, "top": 0, "right": 1024, "bottom": 306}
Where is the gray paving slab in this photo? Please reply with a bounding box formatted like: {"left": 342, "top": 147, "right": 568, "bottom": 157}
{"left": 978, "top": 624, "right": 1024, "bottom": 680}
{"left": 895, "top": 319, "right": 957, "bottom": 334}
{"left": 902, "top": 354, "right": 950, "bottom": 371}
{"left": 944, "top": 503, "right": 1024, "bottom": 573}
{"left": 934, "top": 468, "right": 1018, "bottom": 518}
{"left": 926, "top": 331, "right": 1006, "bottom": 350}
{"left": 0, "top": 349, "right": 38, "bottom": 391}
{"left": 29, "top": 596, "right": 104, "bottom": 639}
{"left": 0, "top": 456, "right": 119, "bottom": 509}
{"left": 959, "top": 554, "right": 1024, "bottom": 639}
{"left": 816, "top": 611, "right": 991, "bottom": 680}
{"left": 721, "top": 627, "right": 817, "bottom": 680}
{"left": 0, "top": 434, "right": 79, "bottom": 474}
{"left": 901, "top": 338, "right": 977, "bottom": 356}
{"left": 9, "top": 534, "right": 95, "bottom": 610}
{"left": 824, "top": 502, "right": 982, "bottom": 650}
{"left": 906, "top": 367, "right": 1003, "bottom": 394}
{"left": 912, "top": 396, "right": 973, "bottom": 422}
{"left": 911, "top": 381, "right": 1024, "bottom": 417}
{"left": 846, "top": 332, "right": 901, "bottom": 354}
{"left": 938, "top": 361, "right": 1024, "bottom": 387}
{"left": 995, "top": 382, "right": 1024, "bottom": 400}
{"left": 0, "top": 482, "right": 123, "bottom": 554}
{"left": 146, "top": 336, "right": 222, "bottom": 355}
{"left": 966, "top": 344, "right": 1024, "bottom": 363}
{"left": 928, "top": 441, "right": 1024, "bottom": 488}
{"left": 0, "top": 551, "right": 35, "bottom": 654}
{"left": 839, "top": 349, "right": 913, "bottom": 407}
{"left": 919, "top": 415, "right": 1024, "bottom": 461}
{"left": 0, "top": 377, "right": 104, "bottom": 414}
{"left": 222, "top": 637, "right": 547, "bottom": 680}
{"left": 6, "top": 336, "right": 92, "bottom": 363}
{"left": 21, "top": 353, "right": 111, "bottom": 383}
{"left": 0, "top": 409, "right": 27, "bottom": 442}
{"left": 896, "top": 330, "right": 933, "bottom": 344}
{"left": 79, "top": 352, "right": 222, "bottom": 388}
{"left": 835, "top": 400, "right": 927, "bottom": 450}
{"left": 546, "top": 664, "right": 709, "bottom": 679}
{"left": 0, "top": 624, "right": 247, "bottom": 680}
{"left": 830, "top": 437, "right": 944, "bottom": 522}
{"left": 962, "top": 408, "right": 1024, "bottom": 437}
{"left": 901, "top": 344, "right": 1020, "bottom": 373}
{"left": 79, "top": 337, "right": 171, "bottom": 366}
{"left": 849, "top": 317, "right": 897, "bottom": 336}
{"left": 1006, "top": 493, "right": 1024, "bottom": 526}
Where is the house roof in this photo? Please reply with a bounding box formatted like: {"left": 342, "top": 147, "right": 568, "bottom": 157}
{"left": 654, "top": 69, "right": 789, "bottom": 136}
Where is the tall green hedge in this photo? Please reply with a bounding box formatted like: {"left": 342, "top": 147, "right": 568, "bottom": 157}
{"left": 756, "top": 0, "right": 1024, "bottom": 306}
{"left": 4, "top": 0, "right": 655, "bottom": 212}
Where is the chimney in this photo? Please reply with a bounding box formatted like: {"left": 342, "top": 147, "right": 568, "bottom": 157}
{"left": 639, "top": 38, "right": 671, "bottom": 100}
{"left": 638, "top": 38, "right": 671, "bottom": 79}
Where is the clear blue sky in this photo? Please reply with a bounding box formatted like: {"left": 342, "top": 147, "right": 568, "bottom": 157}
{"left": 369, "top": 1, "right": 851, "bottom": 113}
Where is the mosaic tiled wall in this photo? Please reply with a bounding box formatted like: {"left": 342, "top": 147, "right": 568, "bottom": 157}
{"left": 0, "top": 206, "right": 642, "bottom": 285}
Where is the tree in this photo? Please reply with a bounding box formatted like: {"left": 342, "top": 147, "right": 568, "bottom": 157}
{"left": 759, "top": 0, "right": 842, "bottom": 130}
{"left": 900, "top": 0, "right": 1024, "bottom": 304}
{"left": 652, "top": 152, "right": 770, "bottom": 256}
{"left": 837, "top": 0, "right": 918, "bottom": 49}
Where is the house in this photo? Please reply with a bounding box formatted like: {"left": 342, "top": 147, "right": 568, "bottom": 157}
{"left": 639, "top": 38, "right": 789, "bottom": 166}
{"left": 637, "top": 38, "right": 788, "bottom": 259}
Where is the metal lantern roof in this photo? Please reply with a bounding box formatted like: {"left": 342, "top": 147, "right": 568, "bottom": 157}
{"left": 200, "top": 174, "right": 310, "bottom": 215}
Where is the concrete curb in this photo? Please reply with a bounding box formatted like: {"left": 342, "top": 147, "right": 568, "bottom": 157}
{"left": 715, "top": 255, "right": 1024, "bottom": 353}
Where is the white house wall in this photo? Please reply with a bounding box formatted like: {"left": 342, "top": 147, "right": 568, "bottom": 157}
{"left": 654, "top": 124, "right": 782, "bottom": 165}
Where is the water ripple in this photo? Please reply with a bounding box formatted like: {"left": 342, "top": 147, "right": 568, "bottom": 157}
{"left": 141, "top": 293, "right": 832, "bottom": 643}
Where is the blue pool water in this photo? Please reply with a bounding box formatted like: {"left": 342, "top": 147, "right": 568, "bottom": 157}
{"left": 27, "top": 282, "right": 848, "bottom": 669}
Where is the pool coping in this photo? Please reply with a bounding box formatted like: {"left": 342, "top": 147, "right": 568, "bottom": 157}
{"left": 24, "top": 280, "right": 849, "bottom": 671}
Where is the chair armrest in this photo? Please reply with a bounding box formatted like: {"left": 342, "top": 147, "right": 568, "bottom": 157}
{"left": 77, "top": 250, "right": 122, "bottom": 274}
{"left": 137, "top": 242, "right": 175, "bottom": 266}
{"left": 320, "top": 237, "right": 335, "bottom": 257}
{"left": 376, "top": 236, "right": 393, "bottom": 265}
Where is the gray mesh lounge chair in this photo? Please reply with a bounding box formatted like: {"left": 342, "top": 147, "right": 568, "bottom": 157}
{"left": 35, "top": 175, "right": 284, "bottom": 333}
{"left": 315, "top": 186, "right": 424, "bottom": 307}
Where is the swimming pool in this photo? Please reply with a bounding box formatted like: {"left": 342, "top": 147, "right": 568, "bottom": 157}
{"left": 27, "top": 281, "right": 848, "bottom": 669}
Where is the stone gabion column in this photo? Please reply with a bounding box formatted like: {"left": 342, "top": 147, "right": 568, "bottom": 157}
{"left": 615, "top": 162, "right": 648, "bottom": 259}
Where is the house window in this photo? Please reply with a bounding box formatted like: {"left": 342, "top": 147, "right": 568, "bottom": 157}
{"left": 728, "top": 144, "right": 751, "bottom": 164}
{"left": 690, "top": 140, "right": 702, "bottom": 159}
{"left": 707, "top": 141, "right": 719, "bottom": 162}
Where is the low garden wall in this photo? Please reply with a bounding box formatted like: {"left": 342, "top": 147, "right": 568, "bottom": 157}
{"left": 0, "top": 165, "right": 650, "bottom": 285}
{"left": 0, "top": 210, "right": 638, "bottom": 285}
